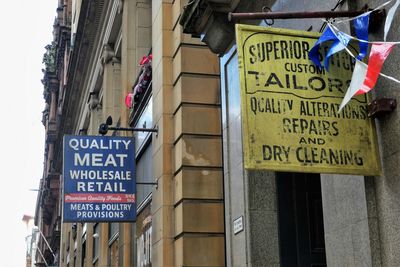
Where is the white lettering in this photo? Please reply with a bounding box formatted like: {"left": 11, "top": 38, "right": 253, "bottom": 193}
{"left": 69, "top": 138, "right": 79, "bottom": 150}
{"left": 91, "top": 153, "right": 103, "bottom": 166}
{"left": 122, "top": 140, "right": 131, "bottom": 150}
{"left": 74, "top": 153, "right": 90, "bottom": 166}
{"left": 104, "top": 154, "right": 117, "bottom": 167}
{"left": 77, "top": 182, "right": 85, "bottom": 191}
{"left": 115, "top": 154, "right": 128, "bottom": 167}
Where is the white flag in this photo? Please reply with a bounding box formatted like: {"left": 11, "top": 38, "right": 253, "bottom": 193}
{"left": 384, "top": 0, "right": 400, "bottom": 41}
{"left": 338, "top": 60, "right": 368, "bottom": 112}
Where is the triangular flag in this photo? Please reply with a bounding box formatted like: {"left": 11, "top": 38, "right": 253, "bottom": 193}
{"left": 324, "top": 32, "right": 351, "bottom": 71}
{"left": 384, "top": 0, "right": 400, "bottom": 41}
{"left": 356, "top": 43, "right": 395, "bottom": 95}
{"left": 309, "top": 25, "right": 338, "bottom": 67}
{"left": 339, "top": 60, "right": 368, "bottom": 112}
{"left": 352, "top": 13, "right": 370, "bottom": 60}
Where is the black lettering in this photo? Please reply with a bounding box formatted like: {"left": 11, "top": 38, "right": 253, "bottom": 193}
{"left": 284, "top": 62, "right": 291, "bottom": 72}
{"left": 285, "top": 74, "right": 291, "bottom": 88}
{"left": 249, "top": 45, "right": 256, "bottom": 64}
{"left": 273, "top": 40, "right": 280, "bottom": 59}
{"left": 309, "top": 120, "right": 318, "bottom": 135}
{"left": 247, "top": 70, "right": 260, "bottom": 86}
{"left": 280, "top": 40, "right": 289, "bottom": 59}
{"left": 265, "top": 42, "right": 273, "bottom": 61}
{"left": 258, "top": 97, "right": 265, "bottom": 113}
{"left": 328, "top": 78, "right": 344, "bottom": 93}
{"left": 317, "top": 138, "right": 326, "bottom": 145}
{"left": 308, "top": 76, "right": 326, "bottom": 91}
{"left": 299, "top": 137, "right": 307, "bottom": 144}
{"left": 300, "top": 119, "right": 308, "bottom": 134}
{"left": 320, "top": 148, "right": 329, "bottom": 163}
{"left": 257, "top": 43, "right": 266, "bottom": 62}
{"left": 322, "top": 102, "right": 329, "bottom": 116}
{"left": 265, "top": 73, "right": 284, "bottom": 88}
{"left": 302, "top": 41, "right": 310, "bottom": 59}
{"left": 308, "top": 138, "right": 317, "bottom": 145}
{"left": 250, "top": 97, "right": 257, "bottom": 115}
{"left": 297, "top": 63, "right": 303, "bottom": 73}
{"left": 282, "top": 118, "right": 292, "bottom": 133}
{"left": 296, "top": 147, "right": 304, "bottom": 163}
{"left": 293, "top": 41, "right": 302, "bottom": 59}
{"left": 331, "top": 122, "right": 339, "bottom": 136}
{"left": 300, "top": 101, "right": 307, "bottom": 116}
{"left": 273, "top": 145, "right": 283, "bottom": 161}
{"left": 292, "top": 118, "right": 300, "bottom": 133}
{"left": 311, "top": 147, "right": 319, "bottom": 163}
{"left": 293, "top": 75, "right": 307, "bottom": 90}
{"left": 360, "top": 105, "right": 367, "bottom": 120}
{"left": 262, "top": 145, "right": 272, "bottom": 160}
{"left": 355, "top": 154, "right": 364, "bottom": 166}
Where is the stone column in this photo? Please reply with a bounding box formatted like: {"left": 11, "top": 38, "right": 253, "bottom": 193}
{"left": 172, "top": 1, "right": 225, "bottom": 266}
{"left": 102, "top": 47, "right": 122, "bottom": 124}
{"left": 48, "top": 78, "right": 59, "bottom": 123}
{"left": 98, "top": 223, "right": 109, "bottom": 266}
{"left": 120, "top": 1, "right": 137, "bottom": 264}
{"left": 151, "top": 0, "right": 175, "bottom": 266}
{"left": 74, "top": 224, "right": 83, "bottom": 267}
{"left": 85, "top": 223, "right": 94, "bottom": 267}
{"left": 321, "top": 174, "right": 373, "bottom": 266}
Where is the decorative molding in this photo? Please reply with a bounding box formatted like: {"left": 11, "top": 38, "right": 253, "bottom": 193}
{"left": 102, "top": 44, "right": 115, "bottom": 65}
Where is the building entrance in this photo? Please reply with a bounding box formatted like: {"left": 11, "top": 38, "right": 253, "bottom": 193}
{"left": 277, "top": 172, "right": 326, "bottom": 266}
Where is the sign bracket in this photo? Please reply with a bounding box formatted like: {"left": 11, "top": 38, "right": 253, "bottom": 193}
{"left": 99, "top": 116, "right": 158, "bottom": 136}
{"left": 137, "top": 181, "right": 158, "bottom": 189}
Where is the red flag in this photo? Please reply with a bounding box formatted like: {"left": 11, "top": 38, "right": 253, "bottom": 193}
{"left": 356, "top": 43, "right": 395, "bottom": 95}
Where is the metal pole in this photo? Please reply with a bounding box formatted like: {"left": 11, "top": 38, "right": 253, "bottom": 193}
{"left": 36, "top": 229, "right": 57, "bottom": 263}
{"left": 38, "top": 230, "right": 56, "bottom": 258}
{"left": 36, "top": 246, "right": 49, "bottom": 267}
{"left": 136, "top": 181, "right": 158, "bottom": 189}
{"left": 228, "top": 10, "right": 365, "bottom": 21}
{"left": 108, "top": 126, "right": 158, "bottom": 133}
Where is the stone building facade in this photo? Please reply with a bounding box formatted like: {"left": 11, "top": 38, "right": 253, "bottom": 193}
{"left": 36, "top": 0, "right": 223, "bottom": 266}
{"left": 35, "top": 0, "right": 399, "bottom": 266}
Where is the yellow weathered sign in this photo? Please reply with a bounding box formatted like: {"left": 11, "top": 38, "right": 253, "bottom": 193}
{"left": 236, "top": 24, "right": 381, "bottom": 175}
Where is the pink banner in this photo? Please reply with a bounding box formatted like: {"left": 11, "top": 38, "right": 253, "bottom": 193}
{"left": 356, "top": 43, "right": 395, "bottom": 95}
{"left": 65, "top": 193, "right": 136, "bottom": 203}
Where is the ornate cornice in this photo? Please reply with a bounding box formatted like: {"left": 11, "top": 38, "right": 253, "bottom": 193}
{"left": 180, "top": 0, "right": 272, "bottom": 54}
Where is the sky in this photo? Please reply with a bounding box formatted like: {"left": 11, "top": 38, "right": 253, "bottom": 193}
{"left": 0, "top": 1, "right": 57, "bottom": 266}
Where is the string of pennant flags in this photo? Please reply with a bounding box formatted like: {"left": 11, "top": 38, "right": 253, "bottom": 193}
{"left": 308, "top": 0, "right": 400, "bottom": 111}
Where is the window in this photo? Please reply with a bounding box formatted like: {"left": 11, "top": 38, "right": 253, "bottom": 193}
{"left": 136, "top": 203, "right": 152, "bottom": 267}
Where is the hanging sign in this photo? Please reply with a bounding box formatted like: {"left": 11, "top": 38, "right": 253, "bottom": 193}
{"left": 63, "top": 135, "right": 136, "bottom": 222}
{"left": 235, "top": 24, "right": 381, "bottom": 175}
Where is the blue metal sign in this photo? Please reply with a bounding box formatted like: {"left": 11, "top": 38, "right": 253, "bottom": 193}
{"left": 63, "top": 135, "right": 136, "bottom": 222}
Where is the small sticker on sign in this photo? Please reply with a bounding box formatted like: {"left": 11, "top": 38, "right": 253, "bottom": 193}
{"left": 233, "top": 216, "right": 244, "bottom": 235}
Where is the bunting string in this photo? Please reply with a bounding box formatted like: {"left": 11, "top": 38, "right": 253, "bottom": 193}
{"left": 327, "top": 22, "right": 400, "bottom": 84}
{"left": 328, "top": 22, "right": 400, "bottom": 44}
{"left": 333, "top": 0, "right": 393, "bottom": 24}
{"left": 308, "top": 0, "right": 400, "bottom": 111}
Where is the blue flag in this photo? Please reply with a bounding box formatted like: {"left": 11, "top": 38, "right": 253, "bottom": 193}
{"left": 309, "top": 25, "right": 351, "bottom": 71}
{"left": 353, "top": 13, "right": 370, "bottom": 60}
{"left": 309, "top": 26, "right": 338, "bottom": 67}
{"left": 324, "top": 31, "right": 351, "bottom": 71}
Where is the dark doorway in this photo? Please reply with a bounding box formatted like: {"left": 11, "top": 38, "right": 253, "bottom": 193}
{"left": 277, "top": 172, "right": 326, "bottom": 267}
